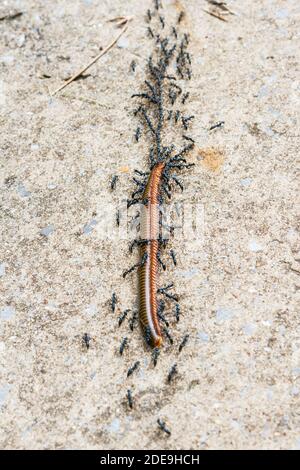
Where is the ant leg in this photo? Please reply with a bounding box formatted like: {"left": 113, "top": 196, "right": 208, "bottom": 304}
{"left": 170, "top": 249, "right": 177, "bottom": 266}
{"left": 123, "top": 252, "right": 148, "bottom": 278}
{"left": 157, "top": 299, "right": 169, "bottom": 327}
{"left": 163, "top": 327, "right": 174, "bottom": 345}
{"left": 157, "top": 251, "right": 166, "bottom": 271}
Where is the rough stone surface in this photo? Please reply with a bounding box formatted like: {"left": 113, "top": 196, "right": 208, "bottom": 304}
{"left": 0, "top": 0, "right": 299, "bottom": 450}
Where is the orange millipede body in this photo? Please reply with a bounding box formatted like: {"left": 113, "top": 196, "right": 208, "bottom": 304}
{"left": 138, "top": 162, "right": 165, "bottom": 347}
{"left": 128, "top": 2, "right": 194, "bottom": 350}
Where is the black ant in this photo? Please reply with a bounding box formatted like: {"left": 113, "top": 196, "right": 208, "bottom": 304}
{"left": 82, "top": 333, "right": 91, "bottom": 350}
{"left": 179, "top": 334, "right": 189, "bottom": 352}
{"left": 157, "top": 419, "right": 171, "bottom": 436}
{"left": 127, "top": 389, "right": 133, "bottom": 409}
{"left": 110, "top": 175, "right": 118, "bottom": 191}
{"left": 209, "top": 121, "right": 225, "bottom": 131}
{"left": 119, "top": 337, "right": 128, "bottom": 355}
{"left": 172, "top": 26, "right": 178, "bottom": 39}
{"left": 183, "top": 135, "right": 195, "bottom": 143}
{"left": 116, "top": 210, "right": 120, "bottom": 227}
{"left": 135, "top": 126, "right": 141, "bottom": 142}
{"left": 177, "top": 64, "right": 184, "bottom": 79}
{"left": 152, "top": 347, "right": 160, "bottom": 367}
{"left": 175, "top": 110, "right": 180, "bottom": 123}
{"left": 167, "top": 110, "right": 173, "bottom": 121}
{"left": 148, "top": 26, "right": 154, "bottom": 38}
{"left": 184, "top": 33, "right": 190, "bottom": 45}
{"left": 129, "top": 311, "right": 138, "bottom": 331}
{"left": 154, "top": 0, "right": 162, "bottom": 10}
{"left": 118, "top": 309, "right": 130, "bottom": 327}
{"left": 111, "top": 293, "right": 117, "bottom": 313}
{"left": 182, "top": 115, "right": 194, "bottom": 130}
{"left": 127, "top": 361, "right": 140, "bottom": 377}
{"left": 175, "top": 304, "right": 181, "bottom": 322}
{"left": 182, "top": 92, "right": 189, "bottom": 104}
{"left": 170, "top": 249, "right": 177, "bottom": 266}
{"left": 177, "top": 11, "right": 185, "bottom": 24}
{"left": 130, "top": 60, "right": 136, "bottom": 72}
{"left": 167, "top": 363, "right": 178, "bottom": 383}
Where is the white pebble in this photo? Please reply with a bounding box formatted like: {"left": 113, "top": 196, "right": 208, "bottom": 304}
{"left": 216, "top": 308, "right": 234, "bottom": 322}
{"left": 240, "top": 178, "right": 252, "bottom": 187}
{"left": 248, "top": 239, "right": 264, "bottom": 252}
{"left": 0, "top": 306, "right": 16, "bottom": 320}
{"left": 117, "top": 37, "right": 129, "bottom": 49}
{"left": 0, "top": 263, "right": 5, "bottom": 277}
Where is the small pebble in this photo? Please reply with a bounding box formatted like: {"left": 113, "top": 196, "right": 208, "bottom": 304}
{"left": 248, "top": 240, "right": 264, "bottom": 252}
{"left": 216, "top": 308, "right": 234, "bottom": 322}
{"left": 0, "top": 263, "right": 5, "bottom": 277}
{"left": 40, "top": 225, "right": 54, "bottom": 237}
{"left": 197, "top": 331, "right": 210, "bottom": 342}
{"left": 0, "top": 306, "right": 15, "bottom": 320}
{"left": 240, "top": 178, "right": 252, "bottom": 187}
{"left": 243, "top": 324, "right": 257, "bottom": 336}
{"left": 17, "top": 183, "right": 30, "bottom": 198}
{"left": 83, "top": 219, "right": 97, "bottom": 235}
{"left": 117, "top": 37, "right": 129, "bottom": 49}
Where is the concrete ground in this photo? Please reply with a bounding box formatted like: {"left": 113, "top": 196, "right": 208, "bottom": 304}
{"left": 0, "top": 0, "right": 299, "bottom": 450}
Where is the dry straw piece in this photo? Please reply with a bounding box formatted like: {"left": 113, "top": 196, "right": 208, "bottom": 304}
{"left": 51, "top": 16, "right": 133, "bottom": 96}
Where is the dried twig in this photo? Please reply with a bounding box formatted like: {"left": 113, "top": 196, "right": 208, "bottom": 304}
{"left": 108, "top": 15, "right": 134, "bottom": 27}
{"left": 51, "top": 17, "right": 132, "bottom": 96}
{"left": 205, "top": 1, "right": 235, "bottom": 15}
{"left": 203, "top": 0, "right": 235, "bottom": 21}
{"left": 60, "top": 94, "right": 109, "bottom": 108}
{"left": 203, "top": 9, "right": 228, "bottom": 22}
{"left": 0, "top": 11, "right": 23, "bottom": 21}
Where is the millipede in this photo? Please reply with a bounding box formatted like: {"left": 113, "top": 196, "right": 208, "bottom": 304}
{"left": 120, "top": 0, "right": 195, "bottom": 351}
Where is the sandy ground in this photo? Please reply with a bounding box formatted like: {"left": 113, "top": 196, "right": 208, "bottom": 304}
{"left": 0, "top": 0, "right": 299, "bottom": 450}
